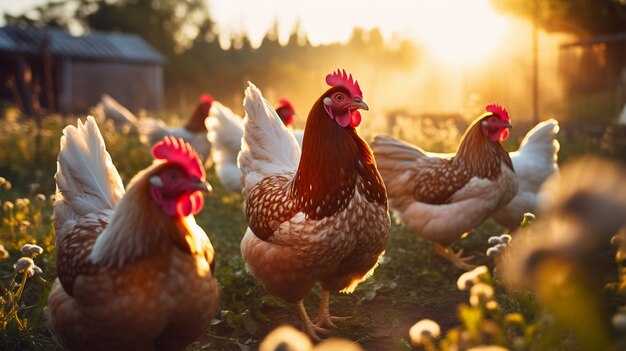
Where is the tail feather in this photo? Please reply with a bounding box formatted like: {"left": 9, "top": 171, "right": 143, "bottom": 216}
{"left": 206, "top": 102, "right": 245, "bottom": 192}
{"left": 138, "top": 118, "right": 168, "bottom": 146}
{"left": 371, "top": 135, "right": 426, "bottom": 176}
{"left": 238, "top": 82, "right": 300, "bottom": 195}
{"left": 517, "top": 119, "right": 560, "bottom": 157}
{"left": 55, "top": 117, "right": 124, "bottom": 237}
{"left": 99, "top": 94, "right": 138, "bottom": 129}
{"left": 371, "top": 135, "right": 424, "bottom": 203}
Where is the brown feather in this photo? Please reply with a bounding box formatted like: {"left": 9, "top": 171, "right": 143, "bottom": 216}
{"left": 412, "top": 114, "right": 514, "bottom": 205}
{"left": 245, "top": 87, "right": 387, "bottom": 241}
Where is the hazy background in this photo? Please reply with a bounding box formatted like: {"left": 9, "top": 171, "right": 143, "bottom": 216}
{"left": 1, "top": 0, "right": 624, "bottom": 132}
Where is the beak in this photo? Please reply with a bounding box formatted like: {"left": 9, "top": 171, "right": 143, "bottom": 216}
{"left": 187, "top": 178, "right": 212, "bottom": 194}
{"left": 502, "top": 121, "right": 513, "bottom": 129}
{"left": 350, "top": 97, "right": 369, "bottom": 111}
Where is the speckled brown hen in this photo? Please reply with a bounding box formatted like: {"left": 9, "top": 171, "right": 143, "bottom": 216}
{"left": 371, "top": 105, "right": 518, "bottom": 270}
{"left": 46, "top": 117, "right": 219, "bottom": 351}
{"left": 238, "top": 71, "right": 389, "bottom": 340}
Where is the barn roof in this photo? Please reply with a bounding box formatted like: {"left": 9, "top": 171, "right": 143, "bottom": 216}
{"left": 0, "top": 26, "right": 165, "bottom": 64}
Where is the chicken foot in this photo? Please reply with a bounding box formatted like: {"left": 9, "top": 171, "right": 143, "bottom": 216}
{"left": 434, "top": 242, "right": 476, "bottom": 271}
{"left": 297, "top": 300, "right": 329, "bottom": 341}
{"left": 313, "top": 289, "right": 350, "bottom": 329}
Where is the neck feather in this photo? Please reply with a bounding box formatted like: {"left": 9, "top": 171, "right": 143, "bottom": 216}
{"left": 184, "top": 105, "right": 209, "bottom": 132}
{"left": 291, "top": 97, "right": 386, "bottom": 219}
{"left": 455, "top": 121, "right": 514, "bottom": 176}
{"left": 89, "top": 165, "right": 194, "bottom": 268}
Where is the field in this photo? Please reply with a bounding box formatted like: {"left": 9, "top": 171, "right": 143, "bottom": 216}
{"left": 1, "top": 113, "right": 626, "bottom": 351}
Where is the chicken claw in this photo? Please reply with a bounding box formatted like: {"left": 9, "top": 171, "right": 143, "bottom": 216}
{"left": 313, "top": 289, "right": 351, "bottom": 329}
{"left": 297, "top": 300, "right": 330, "bottom": 341}
{"left": 434, "top": 243, "right": 476, "bottom": 271}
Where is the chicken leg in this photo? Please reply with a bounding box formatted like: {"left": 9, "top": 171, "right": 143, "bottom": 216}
{"left": 297, "top": 300, "right": 329, "bottom": 341}
{"left": 434, "top": 242, "right": 476, "bottom": 271}
{"left": 313, "top": 289, "right": 350, "bottom": 329}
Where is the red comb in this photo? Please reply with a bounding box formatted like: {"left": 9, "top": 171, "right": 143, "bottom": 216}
{"left": 325, "top": 69, "right": 362, "bottom": 99}
{"left": 277, "top": 98, "right": 294, "bottom": 111}
{"left": 199, "top": 94, "right": 213, "bottom": 104}
{"left": 485, "top": 103, "right": 510, "bottom": 122}
{"left": 152, "top": 137, "right": 205, "bottom": 179}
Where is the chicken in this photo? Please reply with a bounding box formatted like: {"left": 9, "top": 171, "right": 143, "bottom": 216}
{"left": 92, "top": 94, "right": 139, "bottom": 133}
{"left": 238, "top": 70, "right": 389, "bottom": 340}
{"left": 206, "top": 98, "right": 299, "bottom": 193}
{"left": 499, "top": 158, "right": 626, "bottom": 351}
{"left": 139, "top": 94, "right": 214, "bottom": 164}
{"left": 371, "top": 104, "right": 517, "bottom": 270}
{"left": 275, "top": 98, "right": 304, "bottom": 146}
{"left": 46, "top": 117, "right": 219, "bottom": 351}
{"left": 491, "top": 119, "right": 560, "bottom": 229}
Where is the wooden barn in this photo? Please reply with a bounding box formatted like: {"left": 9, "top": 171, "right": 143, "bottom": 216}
{"left": 0, "top": 26, "right": 165, "bottom": 115}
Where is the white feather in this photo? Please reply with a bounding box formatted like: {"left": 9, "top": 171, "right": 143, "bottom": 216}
{"left": 92, "top": 94, "right": 138, "bottom": 132}
{"left": 492, "top": 119, "right": 560, "bottom": 228}
{"left": 237, "top": 82, "right": 301, "bottom": 196}
{"left": 138, "top": 119, "right": 211, "bottom": 163}
{"left": 206, "top": 102, "right": 245, "bottom": 192}
{"left": 54, "top": 116, "right": 124, "bottom": 242}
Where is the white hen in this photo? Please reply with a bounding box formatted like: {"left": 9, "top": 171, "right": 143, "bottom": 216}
{"left": 92, "top": 94, "right": 138, "bottom": 133}
{"left": 491, "top": 119, "right": 560, "bottom": 228}
{"left": 138, "top": 95, "right": 214, "bottom": 164}
{"left": 206, "top": 102, "right": 245, "bottom": 193}
{"left": 206, "top": 98, "right": 300, "bottom": 192}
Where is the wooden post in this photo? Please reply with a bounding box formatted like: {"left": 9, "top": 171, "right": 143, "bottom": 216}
{"left": 14, "top": 57, "right": 36, "bottom": 116}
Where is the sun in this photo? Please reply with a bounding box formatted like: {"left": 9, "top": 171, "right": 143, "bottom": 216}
{"left": 411, "top": 0, "right": 510, "bottom": 65}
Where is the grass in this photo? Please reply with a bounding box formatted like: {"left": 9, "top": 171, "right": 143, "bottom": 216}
{"left": 0, "top": 113, "right": 625, "bottom": 350}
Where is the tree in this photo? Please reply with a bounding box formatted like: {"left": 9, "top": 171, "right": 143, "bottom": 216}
{"left": 77, "top": 0, "right": 213, "bottom": 57}
{"left": 491, "top": 0, "right": 626, "bottom": 37}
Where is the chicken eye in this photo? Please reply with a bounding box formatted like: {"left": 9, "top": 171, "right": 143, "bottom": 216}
{"left": 334, "top": 94, "right": 344, "bottom": 102}
{"left": 167, "top": 172, "right": 179, "bottom": 181}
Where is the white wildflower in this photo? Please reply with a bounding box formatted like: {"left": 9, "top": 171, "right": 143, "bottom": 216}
{"left": 35, "top": 193, "right": 46, "bottom": 202}
{"left": 488, "top": 236, "right": 502, "bottom": 245}
{"left": 3, "top": 201, "right": 14, "bottom": 211}
{"left": 486, "top": 247, "right": 500, "bottom": 257}
{"left": 486, "top": 300, "right": 499, "bottom": 310}
{"left": 20, "top": 244, "right": 44, "bottom": 255}
{"left": 468, "top": 346, "right": 510, "bottom": 351}
{"left": 259, "top": 325, "right": 312, "bottom": 351}
{"left": 457, "top": 265, "right": 489, "bottom": 291}
{"left": 499, "top": 234, "right": 512, "bottom": 244}
{"left": 612, "top": 311, "right": 626, "bottom": 331}
{"left": 13, "top": 257, "right": 35, "bottom": 273}
{"left": 409, "top": 319, "right": 440, "bottom": 346}
{"left": 470, "top": 283, "right": 495, "bottom": 307}
{"left": 31, "top": 266, "right": 43, "bottom": 276}
{"left": 523, "top": 213, "right": 535, "bottom": 221}
{"left": 15, "top": 198, "right": 30, "bottom": 208}
{"left": 0, "top": 244, "right": 8, "bottom": 259}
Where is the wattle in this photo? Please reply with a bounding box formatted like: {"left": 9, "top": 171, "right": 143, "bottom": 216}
{"left": 350, "top": 110, "right": 362, "bottom": 127}
{"left": 499, "top": 128, "right": 509, "bottom": 142}
{"left": 176, "top": 192, "right": 204, "bottom": 217}
{"left": 335, "top": 111, "right": 351, "bottom": 127}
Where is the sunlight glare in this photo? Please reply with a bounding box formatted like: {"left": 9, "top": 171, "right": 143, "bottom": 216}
{"left": 412, "top": 0, "right": 509, "bottom": 64}
{"left": 208, "top": 0, "right": 510, "bottom": 65}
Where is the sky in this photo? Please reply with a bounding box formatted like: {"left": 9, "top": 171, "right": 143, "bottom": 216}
{"left": 0, "top": 0, "right": 511, "bottom": 64}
